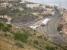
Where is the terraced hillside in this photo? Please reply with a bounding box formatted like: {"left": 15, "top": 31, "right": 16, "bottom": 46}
{"left": 0, "top": 0, "right": 55, "bottom": 26}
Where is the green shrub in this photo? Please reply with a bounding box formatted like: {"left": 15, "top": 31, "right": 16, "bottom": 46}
{"left": 33, "top": 40, "right": 39, "bottom": 45}
{"left": 0, "top": 23, "right": 12, "bottom": 32}
{"left": 0, "top": 23, "right": 4, "bottom": 30}
{"left": 14, "top": 31, "right": 29, "bottom": 43}
{"left": 7, "top": 24, "right": 12, "bottom": 28}
{"left": 45, "top": 46, "right": 56, "bottom": 50}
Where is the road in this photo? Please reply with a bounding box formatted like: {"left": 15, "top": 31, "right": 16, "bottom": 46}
{"left": 30, "top": 7, "right": 65, "bottom": 45}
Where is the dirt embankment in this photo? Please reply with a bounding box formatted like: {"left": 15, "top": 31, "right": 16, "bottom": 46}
{"left": 62, "top": 10, "right": 67, "bottom": 34}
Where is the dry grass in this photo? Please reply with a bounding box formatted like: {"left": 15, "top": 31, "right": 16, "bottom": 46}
{"left": 0, "top": 37, "right": 37, "bottom": 50}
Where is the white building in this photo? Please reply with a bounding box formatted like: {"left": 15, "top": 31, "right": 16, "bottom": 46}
{"left": 26, "top": 4, "right": 40, "bottom": 9}
{"left": 0, "top": 15, "right": 12, "bottom": 24}
{"left": 0, "top": 3, "right": 9, "bottom": 7}
{"left": 29, "top": 18, "right": 51, "bottom": 30}
{"left": 42, "top": 18, "right": 51, "bottom": 25}
{"left": 0, "top": 0, "right": 20, "bottom": 2}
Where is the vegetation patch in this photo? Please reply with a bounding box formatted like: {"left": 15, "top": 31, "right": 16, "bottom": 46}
{"left": 0, "top": 22, "right": 12, "bottom": 32}
{"left": 45, "top": 46, "right": 56, "bottom": 50}
{"left": 14, "top": 31, "right": 30, "bottom": 43}
{"left": 15, "top": 42, "right": 24, "bottom": 48}
{"left": 33, "top": 40, "right": 39, "bottom": 45}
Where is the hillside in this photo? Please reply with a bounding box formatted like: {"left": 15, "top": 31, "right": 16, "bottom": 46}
{"left": 0, "top": 0, "right": 67, "bottom": 50}
{"left": 0, "top": 22, "right": 65, "bottom": 50}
